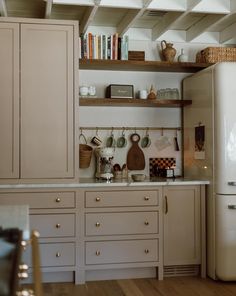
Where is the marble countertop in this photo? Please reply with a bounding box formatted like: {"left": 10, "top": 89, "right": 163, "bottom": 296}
{"left": 0, "top": 177, "right": 209, "bottom": 189}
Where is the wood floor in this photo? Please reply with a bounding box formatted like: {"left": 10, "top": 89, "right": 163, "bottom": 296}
{"left": 38, "top": 277, "right": 236, "bottom": 296}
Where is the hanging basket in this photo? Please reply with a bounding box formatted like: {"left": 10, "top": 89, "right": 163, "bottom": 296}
{"left": 79, "top": 133, "right": 93, "bottom": 169}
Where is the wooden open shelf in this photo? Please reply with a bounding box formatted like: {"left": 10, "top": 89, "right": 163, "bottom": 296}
{"left": 79, "top": 59, "right": 212, "bottom": 73}
{"left": 79, "top": 98, "right": 192, "bottom": 107}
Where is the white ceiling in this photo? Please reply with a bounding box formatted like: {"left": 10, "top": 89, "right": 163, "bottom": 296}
{"left": 1, "top": 0, "right": 236, "bottom": 43}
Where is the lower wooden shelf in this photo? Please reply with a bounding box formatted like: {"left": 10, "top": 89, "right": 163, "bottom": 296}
{"left": 79, "top": 98, "right": 192, "bottom": 107}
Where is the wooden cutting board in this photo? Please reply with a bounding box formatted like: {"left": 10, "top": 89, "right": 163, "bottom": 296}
{"left": 127, "top": 133, "right": 145, "bottom": 170}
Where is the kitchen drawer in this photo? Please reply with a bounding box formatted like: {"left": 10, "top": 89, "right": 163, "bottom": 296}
{"left": 85, "top": 190, "right": 159, "bottom": 207}
{"left": 30, "top": 214, "right": 75, "bottom": 237}
{"left": 0, "top": 192, "right": 75, "bottom": 208}
{"left": 85, "top": 212, "right": 158, "bottom": 236}
{"left": 85, "top": 239, "right": 158, "bottom": 265}
{"left": 23, "top": 242, "right": 75, "bottom": 267}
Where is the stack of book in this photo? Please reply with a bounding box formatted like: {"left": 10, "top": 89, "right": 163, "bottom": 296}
{"left": 79, "top": 33, "right": 129, "bottom": 60}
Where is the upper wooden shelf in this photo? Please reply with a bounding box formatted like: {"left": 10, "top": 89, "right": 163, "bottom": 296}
{"left": 79, "top": 59, "right": 213, "bottom": 73}
{"left": 79, "top": 98, "right": 192, "bottom": 108}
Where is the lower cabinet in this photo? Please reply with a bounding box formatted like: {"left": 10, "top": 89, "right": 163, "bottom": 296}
{"left": 163, "top": 185, "right": 205, "bottom": 277}
{"left": 80, "top": 187, "right": 163, "bottom": 282}
{"left": 0, "top": 184, "right": 206, "bottom": 283}
{"left": 0, "top": 189, "right": 77, "bottom": 283}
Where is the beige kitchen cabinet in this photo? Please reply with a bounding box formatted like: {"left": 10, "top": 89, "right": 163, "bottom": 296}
{"left": 79, "top": 187, "right": 163, "bottom": 282}
{"left": 0, "top": 189, "right": 78, "bottom": 283}
{"left": 163, "top": 185, "right": 206, "bottom": 277}
{"left": 0, "top": 18, "right": 78, "bottom": 181}
{"left": 0, "top": 23, "right": 19, "bottom": 178}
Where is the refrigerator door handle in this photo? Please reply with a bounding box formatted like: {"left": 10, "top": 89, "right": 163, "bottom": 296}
{"left": 228, "top": 182, "right": 236, "bottom": 186}
{"left": 228, "top": 204, "right": 236, "bottom": 209}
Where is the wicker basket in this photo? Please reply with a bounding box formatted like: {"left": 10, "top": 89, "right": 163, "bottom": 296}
{"left": 79, "top": 133, "right": 93, "bottom": 169}
{"left": 196, "top": 47, "right": 236, "bottom": 63}
{"left": 79, "top": 144, "right": 93, "bottom": 168}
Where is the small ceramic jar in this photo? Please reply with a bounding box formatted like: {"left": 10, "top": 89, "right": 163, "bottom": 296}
{"left": 79, "top": 86, "right": 89, "bottom": 96}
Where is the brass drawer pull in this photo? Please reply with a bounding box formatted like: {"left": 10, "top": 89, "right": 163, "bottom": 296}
{"left": 165, "top": 195, "right": 168, "bottom": 214}
{"left": 56, "top": 223, "right": 61, "bottom": 228}
{"left": 95, "top": 222, "right": 100, "bottom": 227}
{"left": 144, "top": 196, "right": 150, "bottom": 201}
{"left": 144, "top": 221, "right": 149, "bottom": 226}
{"left": 56, "top": 197, "right": 61, "bottom": 203}
{"left": 95, "top": 251, "right": 100, "bottom": 256}
{"left": 144, "top": 249, "right": 149, "bottom": 254}
{"left": 96, "top": 197, "right": 101, "bottom": 202}
{"left": 56, "top": 252, "right": 61, "bottom": 257}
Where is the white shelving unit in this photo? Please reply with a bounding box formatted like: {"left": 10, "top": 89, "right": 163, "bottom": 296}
{"left": 1, "top": 0, "right": 236, "bottom": 44}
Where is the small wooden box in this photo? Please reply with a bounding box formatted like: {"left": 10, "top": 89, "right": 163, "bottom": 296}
{"left": 128, "top": 51, "right": 145, "bottom": 61}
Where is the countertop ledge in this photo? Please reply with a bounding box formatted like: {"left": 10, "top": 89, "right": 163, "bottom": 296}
{"left": 0, "top": 178, "right": 209, "bottom": 189}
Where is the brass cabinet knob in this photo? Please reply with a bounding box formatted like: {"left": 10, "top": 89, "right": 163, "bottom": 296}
{"left": 56, "top": 197, "right": 61, "bottom": 203}
{"left": 19, "top": 264, "right": 29, "bottom": 272}
{"left": 144, "top": 196, "right": 150, "bottom": 201}
{"left": 95, "top": 251, "right": 100, "bottom": 256}
{"left": 144, "top": 221, "right": 149, "bottom": 225}
{"left": 56, "top": 252, "right": 61, "bottom": 257}
{"left": 56, "top": 223, "right": 61, "bottom": 228}
{"left": 95, "top": 222, "right": 100, "bottom": 227}
{"left": 144, "top": 249, "right": 149, "bottom": 254}
{"left": 18, "top": 272, "right": 29, "bottom": 279}
{"left": 95, "top": 197, "right": 101, "bottom": 202}
{"left": 16, "top": 289, "right": 34, "bottom": 296}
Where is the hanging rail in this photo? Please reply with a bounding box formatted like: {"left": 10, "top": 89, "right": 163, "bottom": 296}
{"left": 79, "top": 126, "right": 181, "bottom": 131}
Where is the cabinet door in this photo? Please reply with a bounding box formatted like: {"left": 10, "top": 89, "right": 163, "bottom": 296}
{"left": 20, "top": 24, "right": 74, "bottom": 179}
{"left": 163, "top": 185, "right": 201, "bottom": 266}
{"left": 0, "top": 23, "right": 19, "bottom": 178}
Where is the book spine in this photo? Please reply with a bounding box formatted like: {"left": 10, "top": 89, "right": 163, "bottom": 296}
{"left": 84, "top": 34, "right": 88, "bottom": 59}
{"left": 112, "top": 33, "right": 118, "bottom": 60}
{"left": 88, "top": 32, "right": 93, "bottom": 59}
{"left": 107, "top": 35, "right": 111, "bottom": 59}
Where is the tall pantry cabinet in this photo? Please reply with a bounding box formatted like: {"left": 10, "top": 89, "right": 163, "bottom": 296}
{"left": 0, "top": 18, "right": 79, "bottom": 181}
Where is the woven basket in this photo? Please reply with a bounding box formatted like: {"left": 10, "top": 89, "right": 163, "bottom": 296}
{"left": 196, "top": 47, "right": 236, "bottom": 63}
{"left": 79, "top": 133, "right": 93, "bottom": 169}
{"left": 79, "top": 144, "right": 93, "bottom": 168}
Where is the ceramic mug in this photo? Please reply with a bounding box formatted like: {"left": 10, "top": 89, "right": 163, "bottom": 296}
{"left": 106, "top": 135, "right": 116, "bottom": 147}
{"left": 88, "top": 86, "right": 96, "bottom": 96}
{"left": 139, "top": 90, "right": 148, "bottom": 99}
{"left": 106, "top": 129, "right": 116, "bottom": 148}
{"left": 117, "top": 129, "right": 127, "bottom": 148}
{"left": 141, "top": 129, "right": 151, "bottom": 148}
{"left": 79, "top": 86, "right": 89, "bottom": 96}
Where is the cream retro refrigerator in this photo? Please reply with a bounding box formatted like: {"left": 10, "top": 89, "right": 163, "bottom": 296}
{"left": 183, "top": 62, "right": 236, "bottom": 280}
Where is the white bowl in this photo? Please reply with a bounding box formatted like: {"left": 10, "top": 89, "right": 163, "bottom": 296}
{"left": 131, "top": 174, "right": 146, "bottom": 182}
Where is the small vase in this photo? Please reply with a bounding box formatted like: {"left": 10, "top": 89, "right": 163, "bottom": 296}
{"left": 161, "top": 40, "right": 176, "bottom": 62}
{"left": 178, "top": 48, "right": 188, "bottom": 62}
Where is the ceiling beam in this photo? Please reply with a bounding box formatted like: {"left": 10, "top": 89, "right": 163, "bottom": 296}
{"left": 152, "top": 12, "right": 182, "bottom": 41}
{"left": 151, "top": 0, "right": 202, "bottom": 40}
{"left": 79, "top": 0, "right": 101, "bottom": 34}
{"left": 45, "top": 0, "right": 53, "bottom": 18}
{"left": 117, "top": 0, "right": 152, "bottom": 36}
{"left": 0, "top": 0, "right": 7, "bottom": 17}
{"left": 220, "top": 22, "right": 236, "bottom": 43}
{"left": 186, "top": 14, "right": 225, "bottom": 42}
